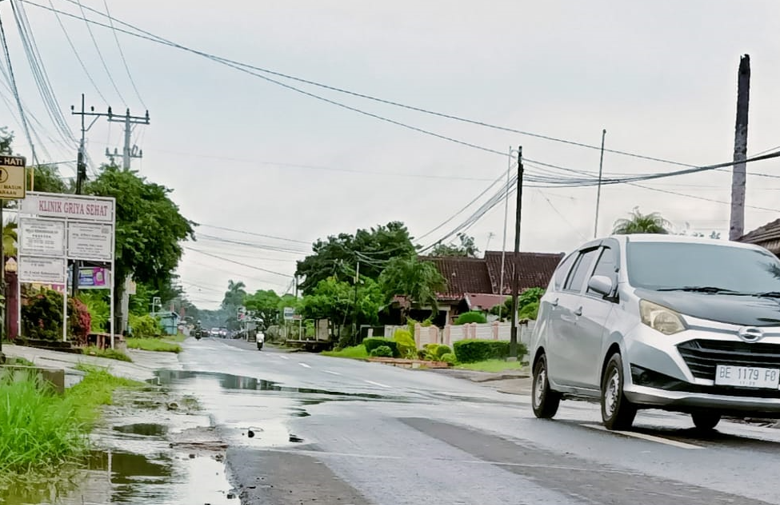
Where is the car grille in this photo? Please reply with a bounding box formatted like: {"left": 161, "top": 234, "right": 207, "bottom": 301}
{"left": 677, "top": 339, "right": 780, "bottom": 381}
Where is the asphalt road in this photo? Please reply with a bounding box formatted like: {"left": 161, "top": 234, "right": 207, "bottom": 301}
{"left": 166, "top": 338, "right": 780, "bottom": 505}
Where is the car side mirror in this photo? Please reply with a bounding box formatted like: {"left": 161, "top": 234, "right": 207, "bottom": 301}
{"left": 588, "top": 275, "right": 614, "bottom": 296}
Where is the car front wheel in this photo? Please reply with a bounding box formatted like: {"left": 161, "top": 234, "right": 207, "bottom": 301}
{"left": 601, "top": 353, "right": 637, "bottom": 430}
{"left": 532, "top": 354, "right": 561, "bottom": 419}
{"left": 691, "top": 412, "right": 721, "bottom": 431}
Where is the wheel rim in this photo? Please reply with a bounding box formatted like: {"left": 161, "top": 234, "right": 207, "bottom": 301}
{"left": 534, "top": 367, "right": 546, "bottom": 407}
{"left": 604, "top": 368, "right": 620, "bottom": 418}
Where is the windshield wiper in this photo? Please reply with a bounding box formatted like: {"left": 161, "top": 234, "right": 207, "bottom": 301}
{"left": 656, "top": 286, "right": 740, "bottom": 294}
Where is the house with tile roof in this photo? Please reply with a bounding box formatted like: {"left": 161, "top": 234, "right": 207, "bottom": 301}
{"left": 738, "top": 219, "right": 780, "bottom": 255}
{"left": 384, "top": 251, "right": 564, "bottom": 325}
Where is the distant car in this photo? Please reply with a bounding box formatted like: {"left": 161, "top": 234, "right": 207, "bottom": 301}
{"left": 210, "top": 328, "right": 221, "bottom": 338}
{"left": 530, "top": 234, "right": 780, "bottom": 431}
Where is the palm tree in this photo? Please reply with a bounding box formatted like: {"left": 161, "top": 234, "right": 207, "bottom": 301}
{"left": 378, "top": 256, "right": 447, "bottom": 319}
{"left": 612, "top": 208, "right": 671, "bottom": 235}
{"left": 222, "top": 280, "right": 247, "bottom": 310}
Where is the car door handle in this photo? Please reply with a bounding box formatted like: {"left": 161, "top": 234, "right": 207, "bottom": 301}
{"left": 551, "top": 298, "right": 559, "bottom": 307}
{"left": 574, "top": 307, "right": 583, "bottom": 317}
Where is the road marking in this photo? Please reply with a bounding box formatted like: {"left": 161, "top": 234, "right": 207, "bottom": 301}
{"left": 324, "top": 370, "right": 341, "bottom": 376}
{"left": 364, "top": 380, "right": 391, "bottom": 388}
{"left": 278, "top": 355, "right": 290, "bottom": 360}
{"left": 298, "top": 363, "right": 311, "bottom": 368}
{"left": 581, "top": 424, "right": 703, "bottom": 450}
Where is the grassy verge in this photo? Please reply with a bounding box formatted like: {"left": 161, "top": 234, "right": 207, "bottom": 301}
{"left": 0, "top": 366, "right": 142, "bottom": 481}
{"left": 164, "top": 333, "right": 187, "bottom": 343}
{"left": 126, "top": 338, "right": 182, "bottom": 353}
{"left": 322, "top": 345, "right": 368, "bottom": 359}
{"left": 456, "top": 359, "right": 525, "bottom": 373}
{"left": 82, "top": 346, "right": 133, "bottom": 362}
{"left": 6, "top": 357, "right": 35, "bottom": 367}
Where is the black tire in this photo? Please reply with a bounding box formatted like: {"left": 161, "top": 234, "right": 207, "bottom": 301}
{"left": 532, "top": 354, "right": 561, "bottom": 419}
{"left": 691, "top": 412, "right": 721, "bottom": 431}
{"left": 257, "top": 344, "right": 263, "bottom": 351}
{"left": 601, "top": 353, "right": 637, "bottom": 430}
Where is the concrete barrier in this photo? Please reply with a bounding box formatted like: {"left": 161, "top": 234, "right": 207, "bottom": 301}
{"left": 1, "top": 365, "right": 66, "bottom": 395}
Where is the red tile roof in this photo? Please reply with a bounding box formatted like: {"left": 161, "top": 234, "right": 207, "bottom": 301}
{"left": 422, "top": 256, "right": 493, "bottom": 299}
{"left": 464, "top": 293, "right": 506, "bottom": 311}
{"left": 484, "top": 251, "right": 565, "bottom": 295}
{"left": 739, "top": 219, "right": 780, "bottom": 254}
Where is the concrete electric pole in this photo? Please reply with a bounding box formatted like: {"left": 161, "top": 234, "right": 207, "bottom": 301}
{"left": 729, "top": 55, "right": 751, "bottom": 241}
{"left": 509, "top": 147, "right": 524, "bottom": 360}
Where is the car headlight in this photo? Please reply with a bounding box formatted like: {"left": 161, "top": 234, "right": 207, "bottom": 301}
{"left": 639, "top": 300, "right": 686, "bottom": 335}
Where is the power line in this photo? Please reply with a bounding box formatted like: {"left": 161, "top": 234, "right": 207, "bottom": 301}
{"left": 101, "top": 0, "right": 144, "bottom": 108}
{"left": 0, "top": 8, "right": 37, "bottom": 163}
{"left": 198, "top": 223, "right": 310, "bottom": 245}
{"left": 185, "top": 247, "right": 294, "bottom": 278}
{"left": 195, "top": 233, "right": 308, "bottom": 255}
{"left": 74, "top": 0, "right": 125, "bottom": 104}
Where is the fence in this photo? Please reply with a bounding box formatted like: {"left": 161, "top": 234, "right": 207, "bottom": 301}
{"left": 384, "top": 321, "right": 536, "bottom": 350}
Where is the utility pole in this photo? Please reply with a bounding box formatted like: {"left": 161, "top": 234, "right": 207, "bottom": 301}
{"left": 729, "top": 54, "right": 751, "bottom": 241}
{"left": 70, "top": 94, "right": 91, "bottom": 298}
{"left": 71, "top": 97, "right": 150, "bottom": 335}
{"left": 593, "top": 129, "right": 607, "bottom": 238}
{"left": 509, "top": 147, "right": 524, "bottom": 360}
{"left": 352, "top": 260, "right": 360, "bottom": 344}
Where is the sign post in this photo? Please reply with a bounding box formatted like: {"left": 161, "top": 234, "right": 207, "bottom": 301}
{"left": 0, "top": 155, "right": 27, "bottom": 359}
{"left": 18, "top": 192, "right": 116, "bottom": 347}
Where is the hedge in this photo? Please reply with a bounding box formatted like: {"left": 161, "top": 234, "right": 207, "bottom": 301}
{"left": 454, "top": 311, "right": 488, "bottom": 325}
{"left": 453, "top": 339, "right": 527, "bottom": 363}
{"left": 363, "top": 337, "right": 399, "bottom": 358}
{"left": 370, "top": 345, "right": 393, "bottom": 358}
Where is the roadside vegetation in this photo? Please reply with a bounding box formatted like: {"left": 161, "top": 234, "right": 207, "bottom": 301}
{"left": 0, "top": 365, "right": 142, "bottom": 484}
{"left": 322, "top": 345, "right": 369, "bottom": 359}
{"left": 126, "top": 338, "right": 182, "bottom": 353}
{"left": 456, "top": 360, "right": 525, "bottom": 373}
{"left": 82, "top": 346, "right": 133, "bottom": 362}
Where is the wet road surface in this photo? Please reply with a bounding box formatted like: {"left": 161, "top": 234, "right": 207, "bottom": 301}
{"left": 167, "top": 338, "right": 780, "bottom": 504}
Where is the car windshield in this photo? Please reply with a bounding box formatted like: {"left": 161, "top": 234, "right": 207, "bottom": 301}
{"left": 626, "top": 241, "right": 780, "bottom": 293}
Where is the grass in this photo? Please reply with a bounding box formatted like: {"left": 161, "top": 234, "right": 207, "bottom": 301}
{"left": 7, "top": 357, "right": 35, "bottom": 367}
{"left": 82, "top": 346, "right": 133, "bottom": 362}
{"left": 0, "top": 365, "right": 142, "bottom": 480}
{"left": 322, "top": 345, "right": 369, "bottom": 359}
{"left": 456, "top": 359, "right": 525, "bottom": 373}
{"left": 126, "top": 337, "right": 182, "bottom": 353}
{"left": 165, "top": 333, "right": 187, "bottom": 343}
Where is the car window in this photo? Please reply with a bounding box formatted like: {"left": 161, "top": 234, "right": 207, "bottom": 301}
{"left": 553, "top": 253, "right": 576, "bottom": 291}
{"left": 627, "top": 241, "right": 780, "bottom": 293}
{"left": 564, "top": 248, "right": 599, "bottom": 293}
{"left": 587, "top": 246, "right": 616, "bottom": 295}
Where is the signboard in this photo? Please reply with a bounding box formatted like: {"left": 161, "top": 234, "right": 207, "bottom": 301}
{"left": 76, "top": 267, "right": 110, "bottom": 289}
{"left": 19, "top": 219, "right": 66, "bottom": 257}
{"left": 21, "top": 192, "right": 115, "bottom": 223}
{"left": 67, "top": 222, "right": 113, "bottom": 261}
{"left": 0, "top": 155, "right": 26, "bottom": 199}
{"left": 19, "top": 256, "right": 67, "bottom": 284}
{"left": 283, "top": 307, "right": 295, "bottom": 321}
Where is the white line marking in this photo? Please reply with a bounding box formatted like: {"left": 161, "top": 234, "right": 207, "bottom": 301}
{"left": 364, "top": 380, "right": 391, "bottom": 388}
{"left": 278, "top": 355, "right": 290, "bottom": 360}
{"left": 298, "top": 363, "right": 311, "bottom": 368}
{"left": 581, "top": 424, "right": 702, "bottom": 450}
{"left": 324, "top": 370, "right": 342, "bottom": 376}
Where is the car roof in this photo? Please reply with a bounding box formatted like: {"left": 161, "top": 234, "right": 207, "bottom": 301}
{"left": 608, "top": 234, "right": 763, "bottom": 251}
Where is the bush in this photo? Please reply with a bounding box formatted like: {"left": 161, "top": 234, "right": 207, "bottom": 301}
{"left": 392, "top": 329, "right": 417, "bottom": 359}
{"left": 518, "top": 301, "right": 539, "bottom": 320}
{"left": 129, "top": 314, "right": 162, "bottom": 338}
{"left": 363, "top": 337, "right": 399, "bottom": 357}
{"left": 423, "top": 343, "right": 452, "bottom": 361}
{"left": 453, "top": 339, "right": 527, "bottom": 363}
{"left": 370, "top": 345, "right": 393, "bottom": 358}
{"left": 440, "top": 352, "right": 457, "bottom": 365}
{"left": 21, "top": 289, "right": 63, "bottom": 341}
{"left": 83, "top": 346, "right": 133, "bottom": 362}
{"left": 80, "top": 292, "right": 110, "bottom": 332}
{"left": 454, "top": 311, "right": 487, "bottom": 325}
{"left": 68, "top": 298, "right": 92, "bottom": 345}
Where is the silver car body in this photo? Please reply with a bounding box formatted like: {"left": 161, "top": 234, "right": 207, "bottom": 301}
{"left": 530, "top": 234, "right": 780, "bottom": 415}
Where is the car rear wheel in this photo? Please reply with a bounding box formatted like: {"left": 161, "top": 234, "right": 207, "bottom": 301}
{"left": 691, "top": 412, "right": 721, "bottom": 431}
{"left": 532, "top": 354, "right": 561, "bottom": 419}
{"left": 601, "top": 353, "right": 637, "bottom": 430}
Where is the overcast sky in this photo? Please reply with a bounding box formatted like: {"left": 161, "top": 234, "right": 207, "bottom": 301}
{"left": 3, "top": 0, "right": 780, "bottom": 309}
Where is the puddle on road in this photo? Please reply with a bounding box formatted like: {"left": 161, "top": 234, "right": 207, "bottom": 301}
{"left": 113, "top": 423, "right": 168, "bottom": 438}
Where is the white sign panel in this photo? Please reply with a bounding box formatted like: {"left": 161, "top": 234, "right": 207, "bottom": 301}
{"left": 67, "top": 222, "right": 114, "bottom": 261}
{"left": 283, "top": 307, "right": 295, "bottom": 321}
{"left": 19, "top": 219, "right": 66, "bottom": 257}
{"left": 21, "top": 192, "right": 115, "bottom": 223}
{"left": 19, "top": 256, "right": 67, "bottom": 284}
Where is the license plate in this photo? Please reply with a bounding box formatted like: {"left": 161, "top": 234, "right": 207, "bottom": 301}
{"left": 715, "top": 365, "right": 780, "bottom": 389}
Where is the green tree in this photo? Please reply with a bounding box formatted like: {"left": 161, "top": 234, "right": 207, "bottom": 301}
{"left": 612, "top": 208, "right": 671, "bottom": 235}
{"left": 243, "top": 289, "right": 282, "bottom": 327}
{"left": 299, "top": 276, "right": 382, "bottom": 328}
{"left": 296, "top": 221, "right": 417, "bottom": 294}
{"left": 3, "top": 221, "right": 16, "bottom": 256}
{"left": 431, "top": 233, "right": 479, "bottom": 258}
{"left": 378, "top": 256, "right": 447, "bottom": 318}
{"left": 85, "top": 165, "right": 195, "bottom": 321}
{"left": 30, "top": 164, "right": 71, "bottom": 194}
{"left": 0, "top": 127, "right": 12, "bottom": 155}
